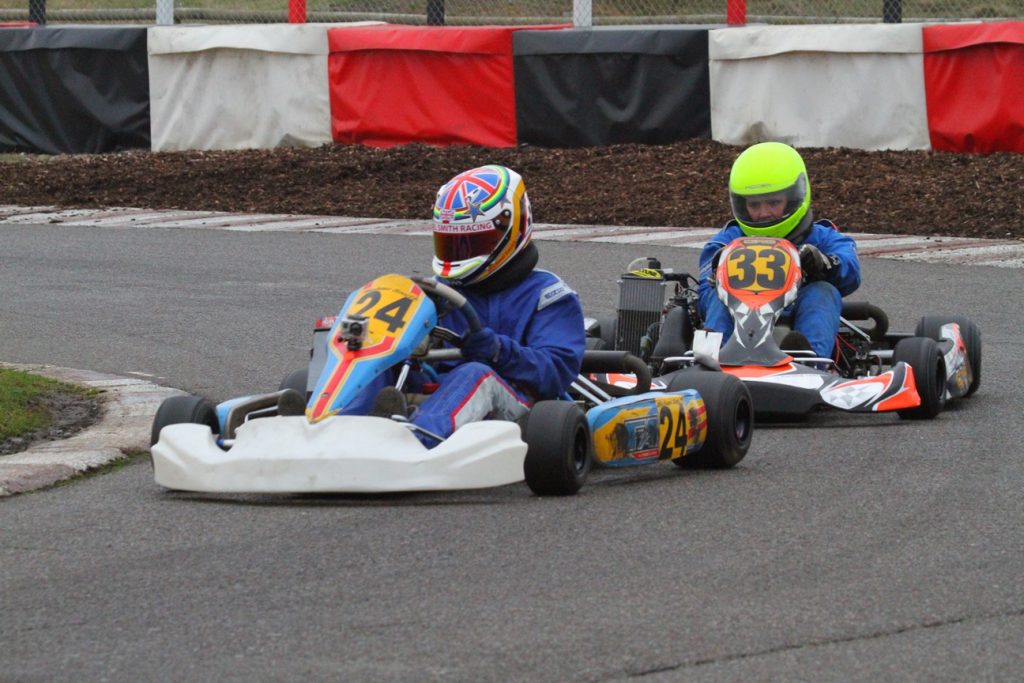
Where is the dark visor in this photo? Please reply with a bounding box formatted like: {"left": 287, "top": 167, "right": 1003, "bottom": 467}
{"left": 433, "top": 226, "right": 504, "bottom": 262}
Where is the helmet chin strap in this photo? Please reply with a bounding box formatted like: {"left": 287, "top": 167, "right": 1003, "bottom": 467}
{"left": 786, "top": 208, "right": 814, "bottom": 244}
{"left": 462, "top": 242, "right": 538, "bottom": 293}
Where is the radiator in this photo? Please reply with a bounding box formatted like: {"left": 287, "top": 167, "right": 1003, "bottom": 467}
{"left": 615, "top": 275, "right": 667, "bottom": 358}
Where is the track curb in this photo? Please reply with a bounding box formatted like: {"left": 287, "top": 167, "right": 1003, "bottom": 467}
{"left": 3, "top": 204, "right": 1023, "bottom": 268}
{"left": 0, "top": 363, "right": 181, "bottom": 496}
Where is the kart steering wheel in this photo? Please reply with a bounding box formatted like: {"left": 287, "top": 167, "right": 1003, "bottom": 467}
{"left": 411, "top": 277, "right": 482, "bottom": 360}
{"left": 411, "top": 276, "right": 483, "bottom": 332}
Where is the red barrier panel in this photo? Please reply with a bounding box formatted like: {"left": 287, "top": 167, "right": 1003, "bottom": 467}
{"left": 328, "top": 25, "right": 565, "bottom": 148}
{"left": 924, "top": 21, "right": 1024, "bottom": 153}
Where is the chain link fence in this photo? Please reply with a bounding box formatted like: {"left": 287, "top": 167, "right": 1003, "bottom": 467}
{"left": 2, "top": 0, "right": 1022, "bottom": 25}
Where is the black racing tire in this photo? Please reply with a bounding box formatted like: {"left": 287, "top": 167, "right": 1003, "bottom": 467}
{"left": 915, "top": 315, "right": 981, "bottom": 397}
{"left": 150, "top": 395, "right": 219, "bottom": 447}
{"left": 893, "top": 336, "right": 946, "bottom": 420}
{"left": 522, "top": 400, "right": 591, "bottom": 496}
{"left": 585, "top": 336, "right": 608, "bottom": 351}
{"left": 667, "top": 369, "right": 753, "bottom": 469}
{"left": 279, "top": 367, "right": 309, "bottom": 398}
{"left": 595, "top": 315, "right": 617, "bottom": 351}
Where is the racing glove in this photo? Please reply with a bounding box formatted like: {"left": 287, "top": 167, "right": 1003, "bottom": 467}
{"left": 799, "top": 244, "right": 839, "bottom": 282}
{"left": 461, "top": 327, "right": 502, "bottom": 365}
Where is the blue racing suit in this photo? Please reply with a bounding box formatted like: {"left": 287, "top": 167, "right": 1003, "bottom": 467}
{"left": 411, "top": 269, "right": 585, "bottom": 441}
{"left": 697, "top": 219, "right": 861, "bottom": 358}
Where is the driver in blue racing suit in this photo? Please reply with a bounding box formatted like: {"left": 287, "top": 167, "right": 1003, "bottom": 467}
{"left": 697, "top": 142, "right": 862, "bottom": 358}
{"left": 371, "top": 164, "right": 585, "bottom": 443}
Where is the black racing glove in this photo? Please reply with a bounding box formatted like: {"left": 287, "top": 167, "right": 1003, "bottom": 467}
{"left": 799, "top": 244, "right": 838, "bottom": 282}
{"left": 461, "top": 327, "right": 502, "bottom": 365}
{"left": 705, "top": 247, "right": 724, "bottom": 288}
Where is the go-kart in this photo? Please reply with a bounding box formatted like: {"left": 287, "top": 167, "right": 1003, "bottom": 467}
{"left": 585, "top": 236, "right": 980, "bottom": 421}
{"left": 150, "top": 273, "right": 755, "bottom": 497}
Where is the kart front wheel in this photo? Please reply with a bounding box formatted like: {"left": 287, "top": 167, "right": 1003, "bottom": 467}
{"left": 667, "top": 369, "right": 753, "bottom": 469}
{"left": 522, "top": 400, "right": 591, "bottom": 496}
{"left": 893, "top": 336, "right": 946, "bottom": 420}
{"left": 915, "top": 315, "right": 981, "bottom": 397}
{"left": 150, "top": 395, "right": 219, "bottom": 446}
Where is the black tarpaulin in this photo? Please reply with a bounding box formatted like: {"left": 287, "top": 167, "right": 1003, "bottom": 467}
{"left": 0, "top": 26, "right": 150, "bottom": 154}
{"left": 513, "top": 27, "right": 715, "bottom": 148}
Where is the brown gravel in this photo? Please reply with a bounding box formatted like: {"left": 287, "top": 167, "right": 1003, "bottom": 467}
{"left": 2, "top": 141, "right": 1022, "bottom": 239}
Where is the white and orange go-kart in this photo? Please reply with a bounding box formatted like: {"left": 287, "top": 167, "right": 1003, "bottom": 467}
{"left": 585, "top": 236, "right": 981, "bottom": 421}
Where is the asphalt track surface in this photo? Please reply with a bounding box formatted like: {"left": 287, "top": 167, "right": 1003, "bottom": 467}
{"left": 2, "top": 223, "right": 1023, "bottom": 682}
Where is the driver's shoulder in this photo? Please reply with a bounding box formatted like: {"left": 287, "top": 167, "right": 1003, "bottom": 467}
{"left": 525, "top": 269, "right": 579, "bottom": 312}
{"left": 808, "top": 219, "right": 858, "bottom": 248}
{"left": 714, "top": 221, "right": 744, "bottom": 243}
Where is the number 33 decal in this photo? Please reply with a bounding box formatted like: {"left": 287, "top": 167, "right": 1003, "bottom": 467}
{"left": 725, "top": 246, "right": 791, "bottom": 292}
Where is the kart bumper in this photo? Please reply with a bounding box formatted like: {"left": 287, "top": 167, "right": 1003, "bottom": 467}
{"left": 727, "top": 362, "right": 920, "bottom": 416}
{"left": 151, "top": 416, "right": 527, "bottom": 493}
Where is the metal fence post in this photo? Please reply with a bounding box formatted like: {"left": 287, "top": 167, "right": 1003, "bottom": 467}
{"left": 727, "top": 0, "right": 747, "bottom": 25}
{"left": 28, "top": 0, "right": 46, "bottom": 25}
{"left": 156, "top": 0, "right": 174, "bottom": 25}
{"left": 883, "top": 0, "right": 902, "bottom": 22}
{"left": 426, "top": 0, "right": 444, "bottom": 25}
{"left": 573, "top": 0, "right": 592, "bottom": 27}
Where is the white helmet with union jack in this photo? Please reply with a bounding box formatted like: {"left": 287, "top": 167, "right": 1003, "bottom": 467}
{"left": 431, "top": 164, "right": 533, "bottom": 286}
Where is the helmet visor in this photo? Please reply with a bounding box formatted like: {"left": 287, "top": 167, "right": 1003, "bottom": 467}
{"left": 730, "top": 173, "right": 807, "bottom": 230}
{"left": 433, "top": 222, "right": 504, "bottom": 262}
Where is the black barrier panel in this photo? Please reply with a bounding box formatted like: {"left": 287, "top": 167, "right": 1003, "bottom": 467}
{"left": 0, "top": 26, "right": 150, "bottom": 154}
{"left": 513, "top": 26, "right": 716, "bottom": 148}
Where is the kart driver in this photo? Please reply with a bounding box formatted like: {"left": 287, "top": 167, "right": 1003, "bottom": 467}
{"left": 370, "top": 164, "right": 586, "bottom": 444}
{"left": 697, "top": 141, "right": 862, "bottom": 358}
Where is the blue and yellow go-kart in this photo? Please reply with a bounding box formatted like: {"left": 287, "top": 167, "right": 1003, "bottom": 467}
{"left": 150, "top": 274, "right": 754, "bottom": 497}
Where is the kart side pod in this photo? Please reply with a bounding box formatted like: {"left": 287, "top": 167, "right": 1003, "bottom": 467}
{"left": 586, "top": 389, "right": 707, "bottom": 467}
{"left": 586, "top": 369, "right": 754, "bottom": 470}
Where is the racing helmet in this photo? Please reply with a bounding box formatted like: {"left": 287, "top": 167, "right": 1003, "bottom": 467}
{"left": 431, "top": 165, "right": 533, "bottom": 286}
{"left": 729, "top": 142, "right": 811, "bottom": 239}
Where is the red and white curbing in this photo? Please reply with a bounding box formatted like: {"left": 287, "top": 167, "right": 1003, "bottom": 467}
{"left": 2, "top": 205, "right": 1022, "bottom": 268}
{"left": 0, "top": 363, "right": 183, "bottom": 496}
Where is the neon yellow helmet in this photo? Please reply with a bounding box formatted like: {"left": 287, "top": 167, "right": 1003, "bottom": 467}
{"left": 728, "top": 142, "right": 811, "bottom": 240}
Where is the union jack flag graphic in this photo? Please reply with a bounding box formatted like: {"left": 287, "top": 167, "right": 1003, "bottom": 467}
{"left": 433, "top": 165, "right": 509, "bottom": 223}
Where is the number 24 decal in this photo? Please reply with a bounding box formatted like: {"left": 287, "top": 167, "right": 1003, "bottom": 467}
{"left": 350, "top": 290, "right": 414, "bottom": 334}
{"left": 658, "top": 405, "right": 687, "bottom": 459}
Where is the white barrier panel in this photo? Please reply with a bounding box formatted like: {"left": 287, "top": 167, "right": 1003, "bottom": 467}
{"left": 709, "top": 24, "right": 930, "bottom": 151}
{"left": 148, "top": 23, "right": 381, "bottom": 152}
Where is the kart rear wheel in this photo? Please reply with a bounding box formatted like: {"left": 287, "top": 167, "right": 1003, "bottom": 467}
{"left": 893, "top": 336, "right": 946, "bottom": 420}
{"left": 279, "top": 367, "right": 309, "bottom": 398}
{"left": 667, "top": 369, "right": 753, "bottom": 469}
{"left": 584, "top": 314, "right": 616, "bottom": 351}
{"left": 150, "top": 395, "right": 219, "bottom": 446}
{"left": 522, "top": 400, "right": 591, "bottom": 496}
{"left": 915, "top": 315, "right": 981, "bottom": 397}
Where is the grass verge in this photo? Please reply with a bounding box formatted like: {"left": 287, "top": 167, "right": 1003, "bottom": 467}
{"left": 0, "top": 368, "right": 95, "bottom": 443}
